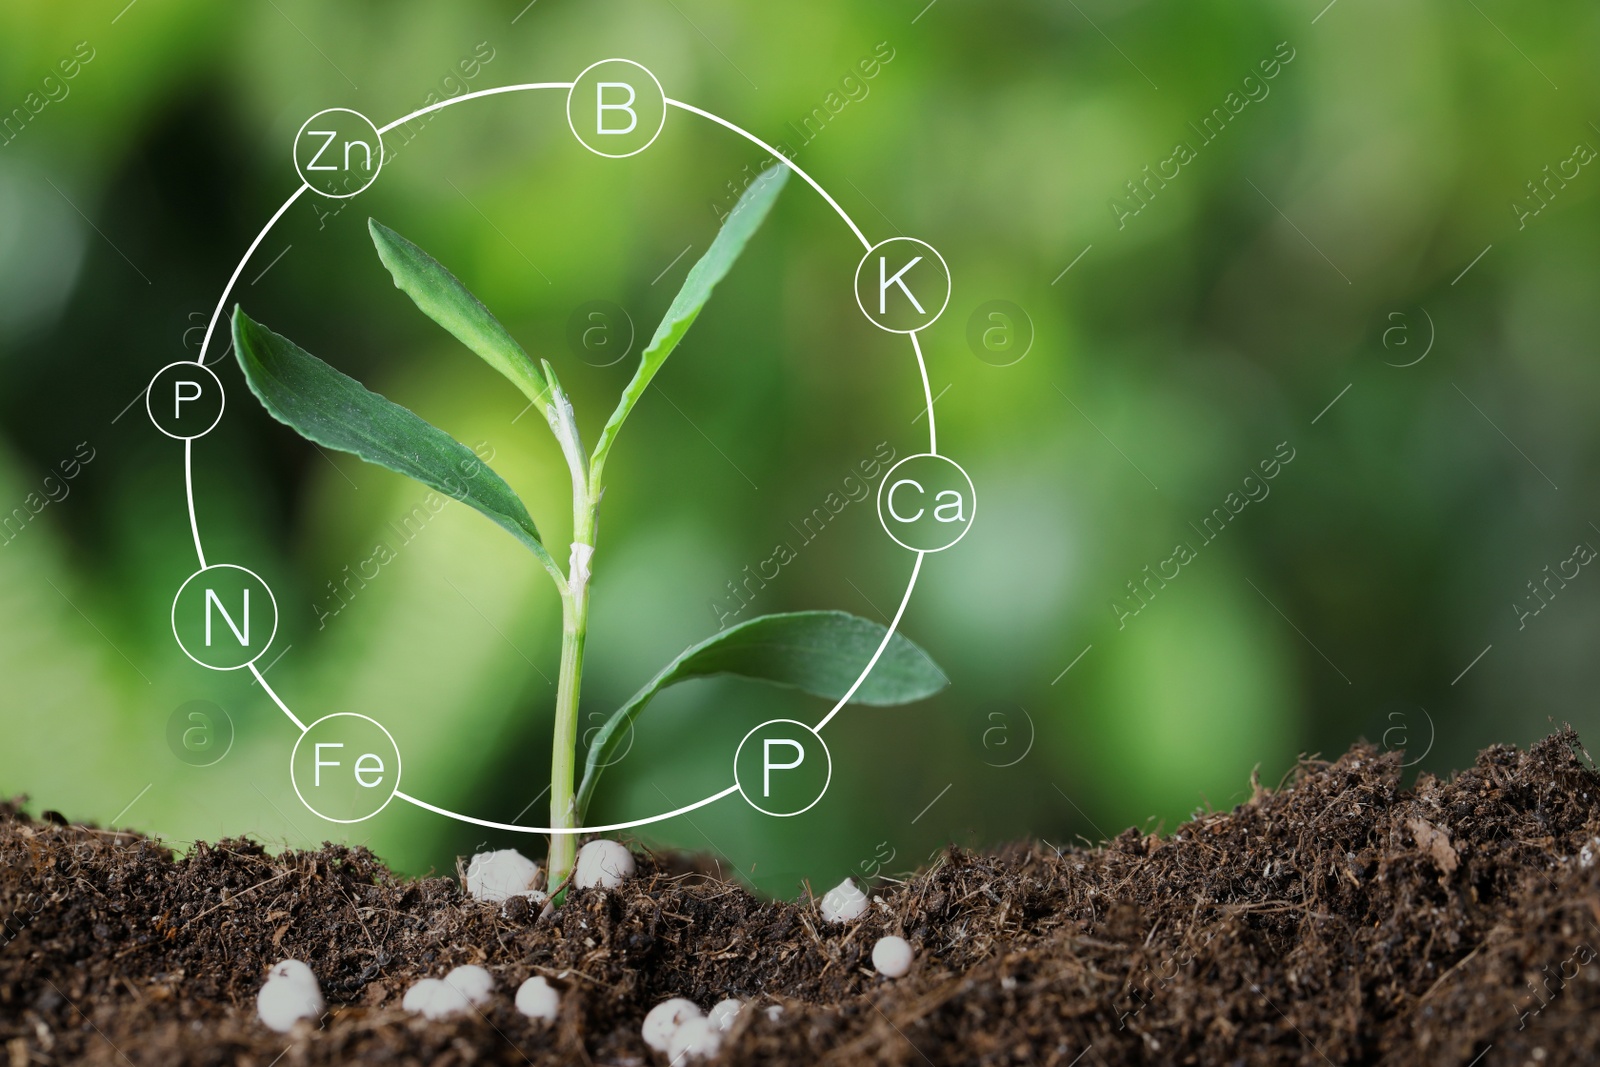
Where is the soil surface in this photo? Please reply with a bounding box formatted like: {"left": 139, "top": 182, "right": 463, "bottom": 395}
{"left": 4, "top": 731, "right": 1600, "bottom": 1065}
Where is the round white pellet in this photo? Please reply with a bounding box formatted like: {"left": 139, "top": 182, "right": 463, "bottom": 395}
{"left": 642, "top": 997, "right": 702, "bottom": 1051}
{"left": 667, "top": 1015, "right": 723, "bottom": 1064}
{"left": 402, "top": 977, "right": 472, "bottom": 1020}
{"left": 515, "top": 976, "right": 560, "bottom": 1022}
{"left": 465, "top": 849, "right": 543, "bottom": 903}
{"left": 819, "top": 878, "right": 867, "bottom": 923}
{"left": 574, "top": 839, "right": 636, "bottom": 889}
{"left": 444, "top": 964, "right": 494, "bottom": 1007}
{"left": 872, "top": 935, "right": 914, "bottom": 977}
{"left": 266, "top": 959, "right": 317, "bottom": 990}
{"left": 707, "top": 997, "right": 743, "bottom": 1031}
{"left": 256, "top": 976, "right": 324, "bottom": 1032}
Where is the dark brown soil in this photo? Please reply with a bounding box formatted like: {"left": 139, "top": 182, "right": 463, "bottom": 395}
{"left": 4, "top": 731, "right": 1600, "bottom": 1065}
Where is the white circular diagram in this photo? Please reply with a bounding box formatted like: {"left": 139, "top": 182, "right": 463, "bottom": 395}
{"left": 172, "top": 62, "right": 962, "bottom": 834}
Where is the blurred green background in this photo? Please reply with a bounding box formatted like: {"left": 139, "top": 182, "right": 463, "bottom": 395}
{"left": 2, "top": 0, "right": 1597, "bottom": 897}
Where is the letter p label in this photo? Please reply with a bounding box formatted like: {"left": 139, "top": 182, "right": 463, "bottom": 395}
{"left": 174, "top": 379, "right": 203, "bottom": 419}
{"left": 763, "top": 739, "right": 804, "bottom": 796}
{"left": 147, "top": 362, "right": 225, "bottom": 440}
{"left": 735, "top": 719, "right": 832, "bottom": 817}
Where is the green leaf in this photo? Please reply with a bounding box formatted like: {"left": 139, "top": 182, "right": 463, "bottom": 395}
{"left": 368, "top": 219, "right": 551, "bottom": 415}
{"left": 588, "top": 164, "right": 790, "bottom": 485}
{"left": 231, "top": 307, "right": 563, "bottom": 583}
{"left": 575, "top": 609, "right": 946, "bottom": 817}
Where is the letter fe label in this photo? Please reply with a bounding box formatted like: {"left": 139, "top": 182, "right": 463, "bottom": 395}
{"left": 291, "top": 713, "right": 402, "bottom": 823}
{"left": 567, "top": 59, "right": 666, "bottom": 158}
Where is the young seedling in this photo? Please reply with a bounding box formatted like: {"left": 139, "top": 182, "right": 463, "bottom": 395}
{"left": 231, "top": 165, "right": 948, "bottom": 894}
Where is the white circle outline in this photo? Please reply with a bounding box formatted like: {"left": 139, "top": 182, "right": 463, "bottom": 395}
{"left": 733, "top": 718, "right": 833, "bottom": 817}
{"left": 169, "top": 563, "right": 279, "bottom": 671}
{"left": 293, "top": 108, "right": 385, "bottom": 200}
{"left": 290, "top": 712, "right": 403, "bottom": 824}
{"left": 854, "top": 237, "right": 953, "bottom": 335}
{"left": 147, "top": 361, "right": 226, "bottom": 440}
{"left": 876, "top": 453, "right": 977, "bottom": 553}
{"left": 566, "top": 59, "right": 667, "bottom": 159}
{"left": 184, "top": 78, "right": 936, "bottom": 835}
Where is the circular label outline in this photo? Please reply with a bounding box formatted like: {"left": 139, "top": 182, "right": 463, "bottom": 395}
{"left": 290, "top": 712, "right": 403, "bottom": 824}
{"left": 854, "top": 237, "right": 953, "bottom": 335}
{"left": 169, "top": 563, "right": 280, "bottom": 671}
{"left": 876, "top": 453, "right": 978, "bottom": 553}
{"left": 734, "top": 718, "right": 833, "bottom": 817}
{"left": 293, "top": 107, "right": 386, "bottom": 200}
{"left": 147, "top": 360, "right": 226, "bottom": 441}
{"left": 566, "top": 58, "right": 667, "bottom": 159}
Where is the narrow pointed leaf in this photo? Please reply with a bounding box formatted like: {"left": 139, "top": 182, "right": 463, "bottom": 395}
{"left": 575, "top": 609, "right": 946, "bottom": 816}
{"left": 589, "top": 165, "right": 790, "bottom": 478}
{"left": 231, "top": 307, "right": 560, "bottom": 578}
{"left": 540, "top": 357, "right": 588, "bottom": 491}
{"left": 369, "top": 218, "right": 550, "bottom": 413}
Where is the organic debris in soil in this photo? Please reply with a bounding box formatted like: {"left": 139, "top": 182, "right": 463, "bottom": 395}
{"left": 3, "top": 731, "right": 1600, "bottom": 1065}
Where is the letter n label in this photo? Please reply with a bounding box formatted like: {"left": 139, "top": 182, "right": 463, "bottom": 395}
{"left": 205, "top": 588, "right": 250, "bottom": 647}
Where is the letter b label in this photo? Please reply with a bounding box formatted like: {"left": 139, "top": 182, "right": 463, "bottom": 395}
{"left": 735, "top": 719, "right": 831, "bottom": 817}
{"left": 568, "top": 59, "right": 666, "bottom": 158}
{"left": 596, "top": 82, "right": 638, "bottom": 134}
